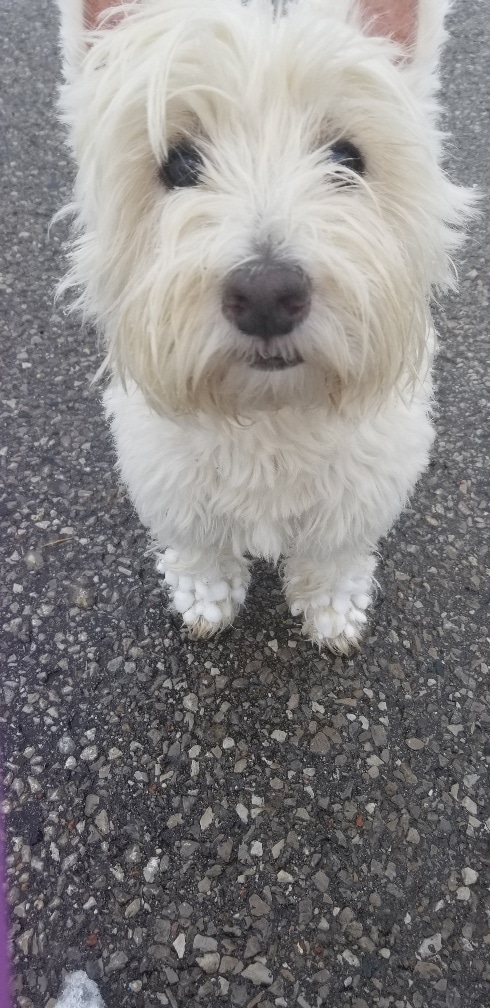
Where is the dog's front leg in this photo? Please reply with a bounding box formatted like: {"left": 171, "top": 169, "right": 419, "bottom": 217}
{"left": 156, "top": 546, "right": 250, "bottom": 638}
{"left": 283, "top": 549, "right": 376, "bottom": 654}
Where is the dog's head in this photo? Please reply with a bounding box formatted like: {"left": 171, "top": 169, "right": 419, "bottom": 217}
{"left": 57, "top": 0, "right": 470, "bottom": 415}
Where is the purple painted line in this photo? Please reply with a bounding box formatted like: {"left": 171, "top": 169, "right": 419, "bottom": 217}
{"left": 0, "top": 790, "right": 11, "bottom": 1008}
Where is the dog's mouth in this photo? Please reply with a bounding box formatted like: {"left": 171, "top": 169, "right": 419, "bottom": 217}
{"left": 249, "top": 352, "right": 304, "bottom": 371}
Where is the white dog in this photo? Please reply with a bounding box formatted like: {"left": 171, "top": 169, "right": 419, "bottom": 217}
{"left": 56, "top": 0, "right": 470, "bottom": 652}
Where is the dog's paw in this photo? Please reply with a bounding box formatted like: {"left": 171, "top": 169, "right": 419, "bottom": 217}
{"left": 156, "top": 550, "right": 248, "bottom": 637}
{"left": 290, "top": 574, "right": 372, "bottom": 654}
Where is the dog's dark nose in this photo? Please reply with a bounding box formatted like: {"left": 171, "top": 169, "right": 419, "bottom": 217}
{"left": 222, "top": 260, "right": 311, "bottom": 340}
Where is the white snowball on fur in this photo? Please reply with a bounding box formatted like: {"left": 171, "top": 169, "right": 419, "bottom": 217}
{"left": 332, "top": 593, "right": 351, "bottom": 614}
{"left": 290, "top": 600, "right": 304, "bottom": 617}
{"left": 312, "top": 591, "right": 333, "bottom": 606}
{"left": 314, "top": 612, "right": 333, "bottom": 637}
{"left": 173, "top": 590, "right": 195, "bottom": 613}
{"left": 221, "top": 599, "right": 233, "bottom": 620}
{"left": 164, "top": 570, "right": 179, "bottom": 588}
{"left": 182, "top": 605, "right": 198, "bottom": 624}
{"left": 344, "top": 622, "right": 358, "bottom": 640}
{"left": 352, "top": 593, "right": 371, "bottom": 610}
{"left": 208, "top": 580, "right": 230, "bottom": 602}
{"left": 201, "top": 602, "right": 223, "bottom": 623}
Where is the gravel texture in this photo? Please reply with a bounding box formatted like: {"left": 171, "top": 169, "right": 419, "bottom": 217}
{"left": 1, "top": 1, "right": 489, "bottom": 1007}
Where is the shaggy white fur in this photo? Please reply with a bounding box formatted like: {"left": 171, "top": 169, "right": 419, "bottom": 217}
{"left": 56, "top": 0, "right": 471, "bottom": 652}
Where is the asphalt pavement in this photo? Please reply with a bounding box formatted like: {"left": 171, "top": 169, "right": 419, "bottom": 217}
{"left": 1, "top": 1, "right": 489, "bottom": 1007}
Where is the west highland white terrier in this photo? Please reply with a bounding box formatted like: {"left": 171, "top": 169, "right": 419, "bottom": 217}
{"left": 56, "top": 0, "right": 470, "bottom": 652}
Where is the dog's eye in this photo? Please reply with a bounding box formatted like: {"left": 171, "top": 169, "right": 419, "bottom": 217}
{"left": 329, "top": 140, "right": 365, "bottom": 177}
{"left": 159, "top": 144, "right": 203, "bottom": 189}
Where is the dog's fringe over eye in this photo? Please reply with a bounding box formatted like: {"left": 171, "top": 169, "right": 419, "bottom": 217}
{"left": 328, "top": 140, "right": 365, "bottom": 177}
{"left": 159, "top": 144, "right": 203, "bottom": 189}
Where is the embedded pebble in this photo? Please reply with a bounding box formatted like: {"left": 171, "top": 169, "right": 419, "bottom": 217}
{"left": 271, "top": 839, "right": 285, "bottom": 859}
{"left": 220, "top": 955, "right": 242, "bottom": 974}
{"left": 58, "top": 735, "right": 75, "bottom": 756}
{"left": 241, "top": 962, "right": 273, "bottom": 986}
{"left": 85, "top": 795, "right": 100, "bottom": 816}
{"left": 418, "top": 934, "right": 442, "bottom": 958}
{"left": 249, "top": 894, "right": 270, "bottom": 916}
{"left": 94, "top": 810, "right": 109, "bottom": 834}
{"left": 461, "top": 796, "right": 478, "bottom": 816}
{"left": 105, "top": 951, "right": 128, "bottom": 974}
{"left": 244, "top": 936, "right": 262, "bottom": 959}
{"left": 456, "top": 887, "right": 471, "bottom": 901}
{"left": 173, "top": 933, "right": 186, "bottom": 959}
{"left": 342, "top": 950, "right": 360, "bottom": 967}
{"left": 196, "top": 952, "right": 220, "bottom": 974}
{"left": 200, "top": 807, "right": 214, "bottom": 831}
{"left": 193, "top": 935, "right": 218, "bottom": 953}
{"left": 371, "top": 724, "right": 388, "bottom": 746}
{"left": 406, "top": 828, "right": 421, "bottom": 844}
{"left": 124, "top": 898, "right": 140, "bottom": 919}
{"left": 312, "top": 870, "right": 330, "bottom": 892}
{"left": 414, "top": 961, "right": 443, "bottom": 980}
{"left": 24, "top": 548, "right": 44, "bottom": 571}
{"left": 143, "top": 857, "right": 160, "bottom": 883}
{"left": 71, "top": 584, "right": 96, "bottom": 609}
{"left": 309, "top": 732, "right": 331, "bottom": 754}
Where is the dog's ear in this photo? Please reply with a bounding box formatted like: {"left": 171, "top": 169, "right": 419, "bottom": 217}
{"left": 56, "top": 1, "right": 129, "bottom": 79}
{"left": 359, "top": 0, "right": 419, "bottom": 49}
{"left": 359, "top": 0, "right": 448, "bottom": 60}
{"left": 358, "top": 0, "right": 448, "bottom": 92}
{"left": 83, "top": 0, "right": 126, "bottom": 31}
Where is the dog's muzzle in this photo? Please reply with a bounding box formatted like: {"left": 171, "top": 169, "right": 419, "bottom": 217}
{"left": 222, "top": 258, "right": 310, "bottom": 369}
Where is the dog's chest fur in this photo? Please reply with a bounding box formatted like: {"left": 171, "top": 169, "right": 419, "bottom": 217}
{"left": 107, "top": 383, "right": 433, "bottom": 560}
